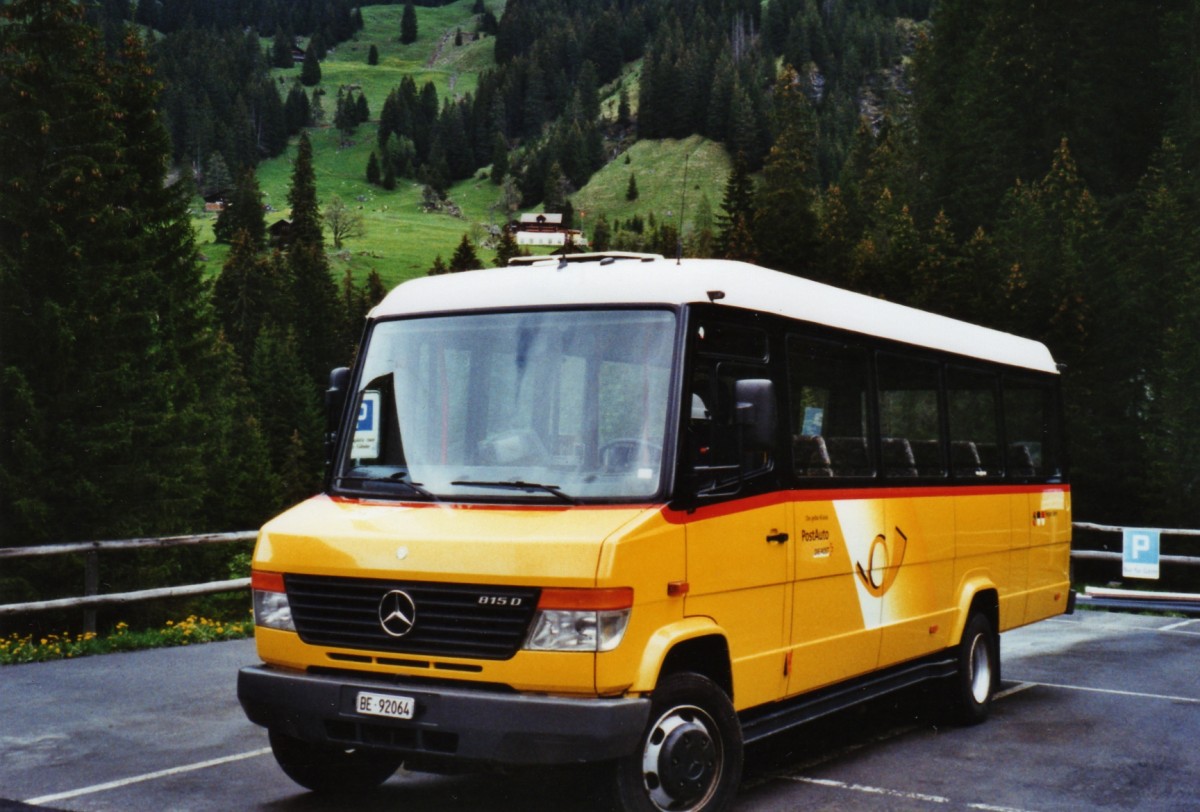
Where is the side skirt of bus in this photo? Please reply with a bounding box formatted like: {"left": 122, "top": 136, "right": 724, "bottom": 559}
{"left": 739, "top": 651, "right": 959, "bottom": 745}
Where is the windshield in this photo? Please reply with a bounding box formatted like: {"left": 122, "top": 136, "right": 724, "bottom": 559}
{"left": 335, "top": 309, "right": 678, "bottom": 502}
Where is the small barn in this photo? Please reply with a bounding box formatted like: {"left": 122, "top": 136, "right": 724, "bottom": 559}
{"left": 512, "top": 213, "right": 588, "bottom": 248}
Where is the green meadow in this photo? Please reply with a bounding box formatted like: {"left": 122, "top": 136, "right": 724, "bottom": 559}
{"left": 573, "top": 135, "right": 731, "bottom": 242}
{"left": 190, "top": 0, "right": 731, "bottom": 292}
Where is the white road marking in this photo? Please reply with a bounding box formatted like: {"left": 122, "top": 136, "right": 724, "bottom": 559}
{"left": 1013, "top": 680, "right": 1200, "bottom": 705}
{"left": 994, "top": 681, "right": 1038, "bottom": 700}
{"left": 24, "top": 747, "right": 272, "bottom": 806}
{"left": 785, "top": 776, "right": 1044, "bottom": 812}
{"left": 775, "top": 675, "right": 1196, "bottom": 811}
{"left": 784, "top": 775, "right": 950, "bottom": 804}
{"left": 1160, "top": 618, "right": 1200, "bottom": 633}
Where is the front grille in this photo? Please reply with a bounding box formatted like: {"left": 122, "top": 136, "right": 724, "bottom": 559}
{"left": 285, "top": 575, "right": 540, "bottom": 660}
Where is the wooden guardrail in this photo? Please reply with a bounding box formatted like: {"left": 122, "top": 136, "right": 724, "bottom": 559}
{"left": 1068, "top": 522, "right": 1200, "bottom": 614}
{"left": 0, "top": 531, "right": 256, "bottom": 631}
{"left": 2, "top": 523, "right": 1198, "bottom": 628}
{"left": 1070, "top": 522, "right": 1200, "bottom": 567}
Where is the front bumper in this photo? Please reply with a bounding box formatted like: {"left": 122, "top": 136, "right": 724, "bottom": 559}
{"left": 238, "top": 664, "right": 650, "bottom": 766}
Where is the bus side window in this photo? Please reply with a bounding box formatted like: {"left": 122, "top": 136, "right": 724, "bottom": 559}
{"left": 689, "top": 362, "right": 776, "bottom": 476}
{"left": 1003, "top": 376, "right": 1062, "bottom": 480}
{"left": 786, "top": 336, "right": 874, "bottom": 479}
{"left": 947, "top": 367, "right": 1004, "bottom": 478}
{"left": 877, "top": 353, "right": 946, "bottom": 478}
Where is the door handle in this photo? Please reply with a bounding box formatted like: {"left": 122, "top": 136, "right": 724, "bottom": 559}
{"left": 766, "top": 532, "right": 789, "bottom": 544}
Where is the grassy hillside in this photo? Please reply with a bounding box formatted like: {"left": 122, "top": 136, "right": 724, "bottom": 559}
{"left": 189, "top": 0, "right": 732, "bottom": 292}
{"left": 191, "top": 0, "right": 510, "bottom": 288}
{"left": 573, "top": 135, "right": 731, "bottom": 242}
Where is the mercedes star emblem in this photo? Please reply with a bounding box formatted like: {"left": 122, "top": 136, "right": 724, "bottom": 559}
{"left": 378, "top": 590, "right": 417, "bottom": 638}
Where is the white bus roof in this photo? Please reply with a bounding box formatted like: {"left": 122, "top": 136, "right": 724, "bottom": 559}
{"left": 372, "top": 254, "right": 1059, "bottom": 374}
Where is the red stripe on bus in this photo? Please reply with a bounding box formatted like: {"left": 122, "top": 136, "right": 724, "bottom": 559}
{"left": 659, "top": 484, "right": 1069, "bottom": 524}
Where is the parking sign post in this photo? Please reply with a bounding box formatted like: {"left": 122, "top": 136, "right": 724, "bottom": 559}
{"left": 1122, "top": 528, "right": 1161, "bottom": 580}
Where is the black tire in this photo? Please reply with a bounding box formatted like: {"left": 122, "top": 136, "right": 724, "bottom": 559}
{"left": 613, "top": 673, "right": 744, "bottom": 812}
{"left": 949, "top": 612, "right": 998, "bottom": 726}
{"left": 268, "top": 729, "right": 402, "bottom": 793}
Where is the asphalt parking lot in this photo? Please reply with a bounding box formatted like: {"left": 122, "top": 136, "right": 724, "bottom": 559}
{"left": 1, "top": 610, "right": 1197, "bottom": 811}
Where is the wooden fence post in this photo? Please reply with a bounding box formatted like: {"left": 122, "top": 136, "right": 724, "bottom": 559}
{"left": 84, "top": 550, "right": 99, "bottom": 634}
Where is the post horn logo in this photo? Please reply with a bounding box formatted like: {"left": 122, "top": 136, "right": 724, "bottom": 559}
{"left": 378, "top": 590, "right": 417, "bottom": 638}
{"left": 855, "top": 526, "right": 908, "bottom": 598}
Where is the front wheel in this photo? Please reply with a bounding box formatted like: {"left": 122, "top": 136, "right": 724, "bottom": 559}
{"left": 948, "top": 612, "right": 999, "bottom": 725}
{"left": 613, "top": 673, "right": 743, "bottom": 812}
{"left": 268, "top": 729, "right": 402, "bottom": 793}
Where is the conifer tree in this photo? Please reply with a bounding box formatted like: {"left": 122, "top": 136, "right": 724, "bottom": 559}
{"left": 1099, "top": 139, "right": 1199, "bottom": 523}
{"left": 715, "top": 152, "right": 757, "bottom": 261}
{"left": 400, "top": 2, "right": 418, "bottom": 45}
{"left": 753, "top": 66, "right": 820, "bottom": 277}
{"left": 284, "top": 82, "right": 311, "bottom": 134}
{"left": 285, "top": 133, "right": 343, "bottom": 383}
{"left": 249, "top": 328, "right": 325, "bottom": 507}
{"left": 626, "top": 172, "right": 640, "bottom": 201}
{"left": 271, "top": 28, "right": 293, "bottom": 69}
{"left": 994, "top": 138, "right": 1099, "bottom": 362}
{"left": 214, "top": 233, "right": 288, "bottom": 365}
{"left": 202, "top": 151, "right": 234, "bottom": 199}
{"left": 852, "top": 189, "right": 923, "bottom": 303}
{"left": 543, "top": 161, "right": 567, "bottom": 214}
{"left": 334, "top": 89, "right": 360, "bottom": 137}
{"left": 288, "top": 133, "right": 324, "bottom": 247}
{"left": 364, "top": 269, "right": 389, "bottom": 308}
{"left": 0, "top": 8, "right": 242, "bottom": 541}
{"left": 493, "top": 228, "right": 522, "bottom": 266}
{"left": 300, "top": 44, "right": 321, "bottom": 86}
{"left": 214, "top": 169, "right": 268, "bottom": 247}
{"left": 367, "top": 44, "right": 379, "bottom": 65}
{"left": 255, "top": 77, "right": 289, "bottom": 159}
{"left": 366, "top": 151, "right": 381, "bottom": 186}
{"left": 339, "top": 268, "right": 369, "bottom": 354}
{"left": 449, "top": 234, "right": 483, "bottom": 272}
{"left": 590, "top": 214, "right": 612, "bottom": 252}
{"left": 617, "top": 86, "right": 632, "bottom": 127}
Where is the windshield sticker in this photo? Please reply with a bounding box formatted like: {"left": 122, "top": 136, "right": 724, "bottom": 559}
{"left": 353, "top": 391, "right": 381, "bottom": 459}
{"left": 802, "top": 407, "right": 824, "bottom": 436}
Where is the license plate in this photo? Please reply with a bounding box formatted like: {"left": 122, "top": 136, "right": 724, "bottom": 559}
{"left": 355, "top": 691, "right": 414, "bottom": 720}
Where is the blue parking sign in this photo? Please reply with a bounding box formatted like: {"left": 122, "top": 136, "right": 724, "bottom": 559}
{"left": 352, "top": 391, "right": 381, "bottom": 459}
{"left": 357, "top": 398, "right": 375, "bottom": 431}
{"left": 1122, "top": 528, "right": 1160, "bottom": 580}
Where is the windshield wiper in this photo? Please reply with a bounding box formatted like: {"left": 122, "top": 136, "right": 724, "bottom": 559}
{"left": 386, "top": 473, "right": 439, "bottom": 500}
{"left": 335, "top": 474, "right": 439, "bottom": 501}
{"left": 450, "top": 479, "right": 576, "bottom": 505}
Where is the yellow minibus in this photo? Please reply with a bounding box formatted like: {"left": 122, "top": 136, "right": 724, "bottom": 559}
{"left": 239, "top": 253, "right": 1072, "bottom": 811}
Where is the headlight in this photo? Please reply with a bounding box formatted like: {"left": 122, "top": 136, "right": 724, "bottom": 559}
{"left": 251, "top": 570, "right": 296, "bottom": 632}
{"left": 524, "top": 588, "right": 633, "bottom": 652}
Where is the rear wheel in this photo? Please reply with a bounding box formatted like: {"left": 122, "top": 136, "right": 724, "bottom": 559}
{"left": 613, "top": 673, "right": 743, "bottom": 812}
{"left": 268, "top": 729, "right": 402, "bottom": 793}
{"left": 949, "top": 612, "right": 998, "bottom": 725}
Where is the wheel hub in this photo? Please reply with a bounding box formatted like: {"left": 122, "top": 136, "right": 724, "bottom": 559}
{"left": 658, "top": 721, "right": 717, "bottom": 799}
{"left": 642, "top": 706, "right": 721, "bottom": 810}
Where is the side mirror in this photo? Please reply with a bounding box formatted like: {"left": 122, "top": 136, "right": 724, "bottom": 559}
{"left": 324, "top": 367, "right": 351, "bottom": 467}
{"left": 735, "top": 379, "right": 777, "bottom": 452}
